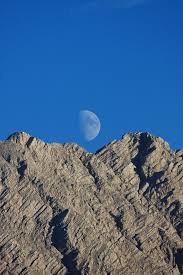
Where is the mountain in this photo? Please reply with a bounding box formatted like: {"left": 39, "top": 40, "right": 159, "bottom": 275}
{"left": 0, "top": 132, "right": 183, "bottom": 275}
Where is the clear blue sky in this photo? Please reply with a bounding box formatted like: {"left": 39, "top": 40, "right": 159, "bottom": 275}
{"left": 0, "top": 0, "right": 183, "bottom": 152}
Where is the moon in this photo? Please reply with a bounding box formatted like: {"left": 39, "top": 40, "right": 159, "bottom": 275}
{"left": 79, "top": 110, "right": 101, "bottom": 141}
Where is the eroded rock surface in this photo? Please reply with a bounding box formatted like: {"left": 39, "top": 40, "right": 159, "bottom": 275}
{"left": 0, "top": 132, "right": 183, "bottom": 274}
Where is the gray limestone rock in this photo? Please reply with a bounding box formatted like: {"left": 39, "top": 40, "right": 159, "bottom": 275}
{"left": 0, "top": 132, "right": 183, "bottom": 274}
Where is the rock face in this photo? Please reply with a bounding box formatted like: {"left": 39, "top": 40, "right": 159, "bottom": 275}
{"left": 0, "top": 132, "right": 183, "bottom": 275}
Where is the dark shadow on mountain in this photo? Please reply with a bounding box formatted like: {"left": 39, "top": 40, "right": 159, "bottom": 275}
{"left": 49, "top": 210, "right": 81, "bottom": 275}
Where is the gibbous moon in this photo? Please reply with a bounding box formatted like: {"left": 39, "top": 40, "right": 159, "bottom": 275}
{"left": 79, "top": 110, "right": 101, "bottom": 141}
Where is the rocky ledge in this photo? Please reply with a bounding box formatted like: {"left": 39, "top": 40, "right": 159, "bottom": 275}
{"left": 0, "top": 132, "right": 183, "bottom": 274}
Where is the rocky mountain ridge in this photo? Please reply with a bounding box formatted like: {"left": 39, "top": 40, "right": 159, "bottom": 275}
{"left": 0, "top": 132, "right": 183, "bottom": 274}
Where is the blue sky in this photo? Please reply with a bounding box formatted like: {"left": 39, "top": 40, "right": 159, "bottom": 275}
{"left": 0, "top": 0, "right": 183, "bottom": 152}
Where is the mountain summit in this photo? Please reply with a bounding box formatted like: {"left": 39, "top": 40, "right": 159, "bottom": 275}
{"left": 0, "top": 132, "right": 183, "bottom": 274}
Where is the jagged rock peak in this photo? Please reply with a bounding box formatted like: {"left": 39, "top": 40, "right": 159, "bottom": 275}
{"left": 6, "top": 131, "right": 47, "bottom": 150}
{"left": 5, "top": 131, "right": 171, "bottom": 153}
{"left": 96, "top": 132, "right": 171, "bottom": 155}
{"left": 7, "top": 131, "right": 33, "bottom": 144}
{"left": 122, "top": 132, "right": 171, "bottom": 148}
